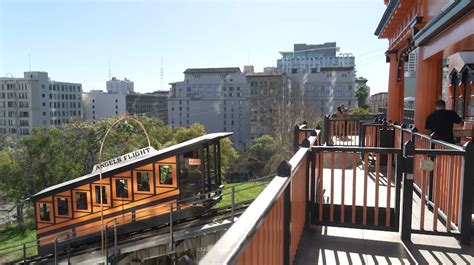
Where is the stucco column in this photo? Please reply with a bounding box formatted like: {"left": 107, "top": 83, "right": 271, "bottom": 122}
{"left": 414, "top": 48, "right": 443, "bottom": 133}
{"left": 387, "top": 52, "right": 404, "bottom": 122}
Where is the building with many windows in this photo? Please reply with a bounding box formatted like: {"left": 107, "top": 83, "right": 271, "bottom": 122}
{"left": 81, "top": 90, "right": 127, "bottom": 123}
{"left": 0, "top": 71, "right": 82, "bottom": 135}
{"left": 247, "top": 69, "right": 289, "bottom": 141}
{"left": 277, "top": 42, "right": 354, "bottom": 75}
{"left": 168, "top": 68, "right": 249, "bottom": 145}
{"left": 107, "top": 77, "right": 134, "bottom": 94}
{"left": 126, "top": 91, "right": 169, "bottom": 124}
{"left": 277, "top": 43, "right": 357, "bottom": 114}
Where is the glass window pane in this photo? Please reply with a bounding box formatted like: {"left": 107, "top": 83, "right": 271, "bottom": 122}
{"left": 57, "top": 198, "right": 69, "bottom": 216}
{"left": 159, "top": 165, "right": 173, "bottom": 185}
{"left": 76, "top": 192, "right": 88, "bottom": 210}
{"left": 39, "top": 203, "right": 51, "bottom": 221}
{"left": 137, "top": 172, "right": 151, "bottom": 191}
{"left": 116, "top": 179, "right": 129, "bottom": 198}
{"left": 95, "top": 186, "right": 107, "bottom": 204}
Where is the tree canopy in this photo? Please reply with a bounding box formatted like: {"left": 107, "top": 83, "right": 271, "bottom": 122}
{"left": 0, "top": 116, "right": 236, "bottom": 227}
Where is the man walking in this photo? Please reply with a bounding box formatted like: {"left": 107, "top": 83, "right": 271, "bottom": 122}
{"left": 424, "top": 100, "right": 462, "bottom": 144}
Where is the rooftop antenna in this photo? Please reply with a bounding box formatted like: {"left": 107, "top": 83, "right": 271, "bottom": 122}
{"left": 160, "top": 56, "right": 164, "bottom": 91}
{"left": 28, "top": 53, "right": 31, "bottom": 72}
{"left": 108, "top": 59, "right": 112, "bottom": 80}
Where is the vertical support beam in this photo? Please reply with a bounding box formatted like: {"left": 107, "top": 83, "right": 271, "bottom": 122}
{"left": 414, "top": 48, "right": 443, "bottom": 133}
{"left": 283, "top": 185, "right": 291, "bottom": 265}
{"left": 293, "top": 124, "right": 300, "bottom": 152}
{"left": 277, "top": 160, "right": 292, "bottom": 265}
{"left": 217, "top": 141, "right": 221, "bottom": 186}
{"left": 214, "top": 143, "right": 219, "bottom": 190}
{"left": 324, "top": 116, "right": 330, "bottom": 146}
{"left": 305, "top": 149, "right": 311, "bottom": 227}
{"left": 401, "top": 141, "right": 414, "bottom": 241}
{"left": 23, "top": 244, "right": 26, "bottom": 264}
{"left": 104, "top": 225, "right": 108, "bottom": 265}
{"left": 206, "top": 145, "right": 211, "bottom": 195}
{"left": 458, "top": 141, "right": 473, "bottom": 245}
{"left": 387, "top": 52, "right": 404, "bottom": 123}
{"left": 310, "top": 149, "right": 316, "bottom": 225}
{"left": 231, "top": 186, "right": 235, "bottom": 223}
{"left": 428, "top": 142, "right": 435, "bottom": 202}
{"left": 169, "top": 203, "right": 174, "bottom": 251}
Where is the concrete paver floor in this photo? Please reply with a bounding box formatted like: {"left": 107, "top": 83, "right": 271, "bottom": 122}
{"left": 296, "top": 225, "right": 474, "bottom": 264}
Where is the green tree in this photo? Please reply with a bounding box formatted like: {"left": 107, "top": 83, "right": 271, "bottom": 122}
{"left": 356, "top": 83, "right": 370, "bottom": 108}
{"left": 0, "top": 118, "right": 239, "bottom": 227}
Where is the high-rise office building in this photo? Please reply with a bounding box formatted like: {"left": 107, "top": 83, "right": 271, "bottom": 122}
{"left": 0, "top": 71, "right": 82, "bottom": 135}
{"left": 126, "top": 91, "right": 169, "bottom": 124}
{"left": 107, "top": 77, "right": 134, "bottom": 94}
{"left": 81, "top": 90, "right": 127, "bottom": 123}
{"left": 277, "top": 43, "right": 357, "bottom": 114}
{"left": 168, "top": 68, "right": 250, "bottom": 145}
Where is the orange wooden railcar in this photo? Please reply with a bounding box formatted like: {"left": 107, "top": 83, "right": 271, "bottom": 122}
{"left": 31, "top": 132, "right": 232, "bottom": 255}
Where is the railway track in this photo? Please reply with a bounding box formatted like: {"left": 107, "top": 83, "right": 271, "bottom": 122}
{"left": 11, "top": 201, "right": 252, "bottom": 264}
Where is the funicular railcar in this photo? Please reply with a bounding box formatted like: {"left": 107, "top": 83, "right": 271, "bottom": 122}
{"left": 31, "top": 132, "right": 232, "bottom": 255}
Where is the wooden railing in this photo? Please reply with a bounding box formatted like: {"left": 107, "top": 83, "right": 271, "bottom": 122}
{"left": 323, "top": 114, "right": 384, "bottom": 146}
{"left": 393, "top": 125, "right": 472, "bottom": 236}
{"left": 200, "top": 135, "right": 317, "bottom": 265}
{"left": 311, "top": 146, "right": 401, "bottom": 229}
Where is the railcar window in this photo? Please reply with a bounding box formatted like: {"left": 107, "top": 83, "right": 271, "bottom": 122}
{"left": 39, "top": 203, "right": 51, "bottom": 221}
{"left": 76, "top": 192, "right": 88, "bottom": 210}
{"left": 137, "top": 172, "right": 151, "bottom": 191}
{"left": 95, "top": 186, "right": 108, "bottom": 204}
{"left": 159, "top": 165, "right": 173, "bottom": 185}
{"left": 116, "top": 179, "right": 129, "bottom": 198}
{"left": 57, "top": 198, "right": 69, "bottom": 216}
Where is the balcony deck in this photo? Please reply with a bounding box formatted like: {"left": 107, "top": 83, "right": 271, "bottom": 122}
{"left": 297, "top": 225, "right": 474, "bottom": 264}
{"left": 297, "top": 167, "right": 474, "bottom": 264}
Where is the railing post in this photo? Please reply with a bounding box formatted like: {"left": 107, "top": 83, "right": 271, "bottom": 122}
{"left": 324, "top": 115, "right": 330, "bottom": 146}
{"left": 169, "top": 203, "right": 174, "bottom": 251}
{"left": 23, "top": 244, "right": 26, "bottom": 264}
{"left": 277, "top": 160, "right": 292, "bottom": 265}
{"left": 104, "top": 225, "right": 108, "bottom": 265}
{"left": 293, "top": 124, "right": 300, "bottom": 152}
{"left": 66, "top": 233, "right": 70, "bottom": 265}
{"left": 54, "top": 238, "right": 58, "bottom": 265}
{"left": 427, "top": 141, "right": 435, "bottom": 202}
{"left": 309, "top": 148, "right": 316, "bottom": 225}
{"left": 114, "top": 221, "right": 118, "bottom": 256}
{"left": 401, "top": 140, "right": 414, "bottom": 241}
{"left": 231, "top": 186, "right": 235, "bottom": 223}
{"left": 305, "top": 148, "right": 311, "bottom": 227}
{"left": 458, "top": 141, "right": 474, "bottom": 245}
{"left": 378, "top": 121, "right": 394, "bottom": 166}
{"left": 359, "top": 121, "right": 365, "bottom": 147}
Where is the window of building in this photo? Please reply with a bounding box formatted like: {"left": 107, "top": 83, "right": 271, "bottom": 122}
{"left": 291, "top": 68, "right": 298, "bottom": 74}
{"left": 159, "top": 165, "right": 173, "bottom": 185}
{"left": 136, "top": 171, "right": 151, "bottom": 192}
{"left": 57, "top": 197, "right": 69, "bottom": 216}
{"left": 39, "top": 203, "right": 51, "bottom": 222}
{"left": 76, "top": 192, "right": 88, "bottom": 210}
{"left": 115, "top": 179, "right": 129, "bottom": 198}
{"left": 94, "top": 186, "right": 108, "bottom": 204}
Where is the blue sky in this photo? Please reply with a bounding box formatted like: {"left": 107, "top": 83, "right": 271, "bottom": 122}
{"left": 1, "top": 0, "right": 389, "bottom": 94}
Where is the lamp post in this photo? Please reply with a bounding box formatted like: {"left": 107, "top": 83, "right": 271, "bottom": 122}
{"left": 98, "top": 113, "right": 151, "bottom": 253}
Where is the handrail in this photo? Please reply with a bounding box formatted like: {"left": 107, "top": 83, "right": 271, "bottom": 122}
{"left": 313, "top": 146, "right": 402, "bottom": 154}
{"left": 199, "top": 145, "right": 309, "bottom": 265}
{"left": 392, "top": 124, "right": 465, "bottom": 151}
